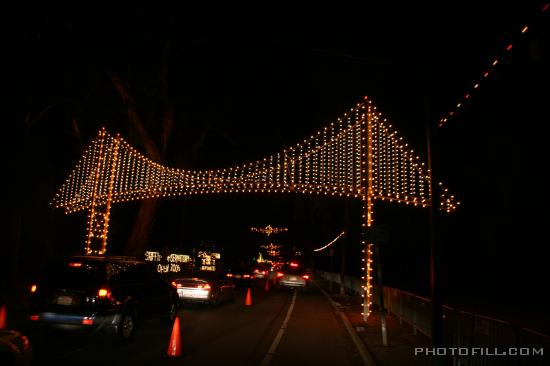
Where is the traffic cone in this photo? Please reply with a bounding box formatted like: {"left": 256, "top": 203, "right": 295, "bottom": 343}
{"left": 264, "top": 279, "right": 269, "bottom": 291}
{"left": 167, "top": 316, "right": 181, "bottom": 357}
{"left": 0, "top": 305, "right": 6, "bottom": 329}
{"left": 245, "top": 288, "right": 252, "bottom": 306}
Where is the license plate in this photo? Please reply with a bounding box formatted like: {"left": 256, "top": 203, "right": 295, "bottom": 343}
{"left": 289, "top": 276, "right": 297, "bottom": 281}
{"left": 178, "top": 289, "right": 196, "bottom": 297}
{"left": 57, "top": 295, "right": 74, "bottom": 305}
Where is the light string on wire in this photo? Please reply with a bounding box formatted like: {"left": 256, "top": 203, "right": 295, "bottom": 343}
{"left": 438, "top": 2, "right": 549, "bottom": 128}
{"left": 313, "top": 231, "right": 346, "bottom": 252}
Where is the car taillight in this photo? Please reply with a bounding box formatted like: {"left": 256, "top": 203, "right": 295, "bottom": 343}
{"left": 243, "top": 274, "right": 251, "bottom": 278}
{"left": 277, "top": 272, "right": 284, "bottom": 278}
{"left": 226, "top": 273, "right": 234, "bottom": 277}
{"left": 302, "top": 274, "right": 309, "bottom": 280}
{"left": 198, "top": 284, "right": 211, "bottom": 289}
{"left": 30, "top": 284, "right": 37, "bottom": 293}
{"left": 68, "top": 262, "right": 82, "bottom": 267}
{"left": 98, "top": 288, "right": 110, "bottom": 297}
{"left": 82, "top": 318, "right": 94, "bottom": 325}
{"left": 29, "top": 315, "right": 39, "bottom": 321}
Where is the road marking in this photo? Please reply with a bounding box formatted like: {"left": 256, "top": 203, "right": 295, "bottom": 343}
{"left": 315, "top": 281, "right": 377, "bottom": 366}
{"left": 259, "top": 289, "right": 297, "bottom": 366}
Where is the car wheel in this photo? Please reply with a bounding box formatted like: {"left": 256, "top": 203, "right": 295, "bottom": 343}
{"left": 118, "top": 313, "right": 135, "bottom": 341}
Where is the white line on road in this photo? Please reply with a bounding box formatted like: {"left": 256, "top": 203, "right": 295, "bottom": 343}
{"left": 259, "top": 289, "right": 297, "bottom": 366}
{"left": 315, "top": 281, "right": 377, "bottom": 366}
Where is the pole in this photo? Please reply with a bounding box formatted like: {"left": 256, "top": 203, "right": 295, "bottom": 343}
{"left": 375, "top": 240, "right": 388, "bottom": 346}
{"left": 329, "top": 248, "right": 334, "bottom": 292}
{"left": 426, "top": 98, "right": 443, "bottom": 365}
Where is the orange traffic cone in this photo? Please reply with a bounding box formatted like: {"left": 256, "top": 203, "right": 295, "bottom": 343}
{"left": 167, "top": 316, "right": 181, "bottom": 357}
{"left": 0, "top": 305, "right": 6, "bottom": 329}
{"left": 264, "top": 279, "right": 269, "bottom": 291}
{"left": 245, "top": 288, "right": 252, "bottom": 306}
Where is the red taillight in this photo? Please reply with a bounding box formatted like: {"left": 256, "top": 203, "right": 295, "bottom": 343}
{"left": 276, "top": 272, "right": 284, "bottom": 278}
{"left": 290, "top": 262, "right": 298, "bottom": 267}
{"left": 30, "top": 284, "right": 37, "bottom": 293}
{"left": 98, "top": 288, "right": 110, "bottom": 297}
{"left": 82, "top": 318, "right": 94, "bottom": 325}
{"left": 302, "top": 274, "right": 309, "bottom": 280}
{"left": 198, "top": 283, "right": 211, "bottom": 289}
{"left": 29, "top": 315, "right": 39, "bottom": 321}
{"left": 68, "top": 262, "right": 82, "bottom": 267}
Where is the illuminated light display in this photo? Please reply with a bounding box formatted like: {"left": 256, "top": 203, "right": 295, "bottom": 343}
{"left": 52, "top": 97, "right": 459, "bottom": 320}
{"left": 197, "top": 251, "right": 221, "bottom": 271}
{"left": 250, "top": 225, "right": 288, "bottom": 236}
{"left": 438, "top": 3, "right": 549, "bottom": 127}
{"left": 260, "top": 243, "right": 282, "bottom": 257}
{"left": 313, "top": 231, "right": 346, "bottom": 252}
{"left": 145, "top": 251, "right": 191, "bottom": 273}
{"left": 144, "top": 251, "right": 162, "bottom": 262}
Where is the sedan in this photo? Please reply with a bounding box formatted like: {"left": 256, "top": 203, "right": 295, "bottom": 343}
{"left": 172, "top": 272, "right": 235, "bottom": 306}
{"left": 276, "top": 262, "right": 310, "bottom": 290}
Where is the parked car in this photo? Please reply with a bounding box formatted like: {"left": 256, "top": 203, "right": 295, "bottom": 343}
{"left": 276, "top": 262, "right": 310, "bottom": 290}
{"left": 171, "top": 271, "right": 235, "bottom": 306}
{"left": 28, "top": 255, "right": 179, "bottom": 341}
{"left": 0, "top": 329, "right": 32, "bottom": 366}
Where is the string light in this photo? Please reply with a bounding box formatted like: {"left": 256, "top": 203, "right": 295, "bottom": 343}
{"left": 313, "top": 231, "right": 346, "bottom": 252}
{"left": 52, "top": 97, "right": 460, "bottom": 320}
{"left": 361, "top": 243, "right": 374, "bottom": 321}
{"left": 439, "top": 3, "right": 549, "bottom": 127}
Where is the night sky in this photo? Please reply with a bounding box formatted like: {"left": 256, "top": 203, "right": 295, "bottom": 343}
{"left": 5, "top": 2, "right": 550, "bottom": 323}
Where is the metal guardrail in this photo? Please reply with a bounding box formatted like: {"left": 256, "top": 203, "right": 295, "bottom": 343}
{"left": 315, "top": 270, "right": 550, "bottom": 366}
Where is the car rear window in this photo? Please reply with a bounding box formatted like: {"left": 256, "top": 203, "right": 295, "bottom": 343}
{"left": 44, "top": 261, "right": 107, "bottom": 287}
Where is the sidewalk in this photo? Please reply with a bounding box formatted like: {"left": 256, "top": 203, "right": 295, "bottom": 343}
{"left": 317, "top": 280, "right": 432, "bottom": 366}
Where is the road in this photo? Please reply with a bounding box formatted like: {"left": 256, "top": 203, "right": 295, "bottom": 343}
{"left": 21, "top": 281, "right": 364, "bottom": 366}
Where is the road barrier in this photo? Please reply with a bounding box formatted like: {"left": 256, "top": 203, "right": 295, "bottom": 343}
{"left": 315, "top": 270, "right": 550, "bottom": 366}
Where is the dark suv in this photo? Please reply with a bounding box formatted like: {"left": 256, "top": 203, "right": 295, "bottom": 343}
{"left": 29, "top": 255, "right": 179, "bottom": 340}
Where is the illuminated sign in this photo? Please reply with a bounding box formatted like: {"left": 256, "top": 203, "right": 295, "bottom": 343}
{"left": 197, "top": 251, "right": 221, "bottom": 271}
{"left": 145, "top": 251, "right": 190, "bottom": 273}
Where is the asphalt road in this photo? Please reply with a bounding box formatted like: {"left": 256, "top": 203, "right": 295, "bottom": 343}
{"left": 21, "top": 281, "right": 363, "bottom": 366}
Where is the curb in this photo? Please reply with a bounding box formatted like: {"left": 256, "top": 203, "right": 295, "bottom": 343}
{"left": 315, "top": 281, "right": 377, "bottom": 366}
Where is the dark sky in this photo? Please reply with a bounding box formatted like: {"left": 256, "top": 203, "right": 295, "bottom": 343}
{"left": 6, "top": 2, "right": 550, "bottom": 312}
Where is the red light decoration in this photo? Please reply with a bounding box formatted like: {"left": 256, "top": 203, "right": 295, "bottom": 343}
{"left": 438, "top": 3, "right": 548, "bottom": 127}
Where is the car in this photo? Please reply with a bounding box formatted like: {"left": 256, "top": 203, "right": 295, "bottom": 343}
{"left": 0, "top": 329, "right": 32, "bottom": 366}
{"left": 252, "top": 263, "right": 271, "bottom": 280}
{"left": 276, "top": 262, "right": 310, "bottom": 290}
{"left": 28, "top": 255, "right": 179, "bottom": 341}
{"left": 225, "top": 268, "right": 253, "bottom": 287}
{"left": 171, "top": 271, "right": 236, "bottom": 306}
